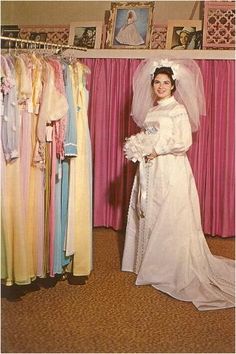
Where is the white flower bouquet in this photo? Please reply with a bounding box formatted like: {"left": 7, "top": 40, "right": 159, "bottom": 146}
{"left": 124, "top": 127, "right": 159, "bottom": 162}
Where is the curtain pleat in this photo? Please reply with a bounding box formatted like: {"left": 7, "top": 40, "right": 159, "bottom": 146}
{"left": 83, "top": 58, "right": 235, "bottom": 237}
{"left": 193, "top": 60, "right": 235, "bottom": 237}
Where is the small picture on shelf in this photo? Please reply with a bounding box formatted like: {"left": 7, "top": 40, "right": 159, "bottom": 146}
{"left": 28, "top": 32, "right": 47, "bottom": 48}
{"left": 29, "top": 32, "right": 47, "bottom": 42}
{"left": 166, "top": 20, "right": 203, "bottom": 50}
{"left": 1, "top": 25, "right": 20, "bottom": 48}
{"left": 69, "top": 22, "right": 103, "bottom": 49}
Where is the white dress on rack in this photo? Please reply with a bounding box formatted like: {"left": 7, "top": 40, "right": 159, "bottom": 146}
{"left": 122, "top": 96, "right": 235, "bottom": 311}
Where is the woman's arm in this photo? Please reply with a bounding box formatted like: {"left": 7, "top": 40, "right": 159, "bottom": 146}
{"left": 153, "top": 105, "right": 192, "bottom": 156}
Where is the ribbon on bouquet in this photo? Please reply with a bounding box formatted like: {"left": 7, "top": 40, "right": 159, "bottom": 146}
{"left": 124, "top": 126, "right": 158, "bottom": 217}
{"left": 137, "top": 160, "right": 152, "bottom": 218}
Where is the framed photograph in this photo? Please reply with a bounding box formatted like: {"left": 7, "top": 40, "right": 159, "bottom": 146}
{"left": 29, "top": 32, "right": 47, "bottom": 42}
{"left": 1, "top": 25, "right": 20, "bottom": 48}
{"left": 27, "top": 32, "right": 47, "bottom": 48}
{"left": 166, "top": 20, "right": 203, "bottom": 50}
{"left": 68, "top": 22, "right": 103, "bottom": 49}
{"left": 106, "top": 2, "right": 154, "bottom": 49}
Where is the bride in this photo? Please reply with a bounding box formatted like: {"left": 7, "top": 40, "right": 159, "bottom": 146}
{"left": 115, "top": 10, "right": 144, "bottom": 46}
{"left": 122, "top": 58, "right": 235, "bottom": 311}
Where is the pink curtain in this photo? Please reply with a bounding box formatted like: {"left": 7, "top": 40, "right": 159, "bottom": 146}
{"left": 189, "top": 60, "right": 235, "bottom": 237}
{"left": 83, "top": 58, "right": 235, "bottom": 237}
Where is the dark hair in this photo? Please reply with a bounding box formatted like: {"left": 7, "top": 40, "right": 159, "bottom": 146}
{"left": 151, "top": 66, "right": 176, "bottom": 94}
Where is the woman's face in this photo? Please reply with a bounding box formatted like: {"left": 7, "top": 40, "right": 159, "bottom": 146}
{"left": 179, "top": 32, "right": 189, "bottom": 46}
{"left": 152, "top": 73, "right": 174, "bottom": 101}
{"left": 128, "top": 12, "right": 133, "bottom": 19}
{"left": 86, "top": 30, "right": 93, "bottom": 38}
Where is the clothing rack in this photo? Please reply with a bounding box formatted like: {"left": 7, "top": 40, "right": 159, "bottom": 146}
{"left": 0, "top": 35, "right": 87, "bottom": 52}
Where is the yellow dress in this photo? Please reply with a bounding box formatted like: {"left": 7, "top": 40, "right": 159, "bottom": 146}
{"left": 26, "top": 54, "right": 45, "bottom": 278}
{"left": 1, "top": 54, "right": 36, "bottom": 285}
{"left": 66, "top": 62, "right": 93, "bottom": 276}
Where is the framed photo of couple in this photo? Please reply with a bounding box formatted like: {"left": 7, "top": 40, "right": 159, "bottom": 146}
{"left": 106, "top": 1, "right": 154, "bottom": 49}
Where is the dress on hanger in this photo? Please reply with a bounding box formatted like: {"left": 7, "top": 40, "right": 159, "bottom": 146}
{"left": 122, "top": 96, "right": 235, "bottom": 311}
{"left": 1, "top": 53, "right": 93, "bottom": 285}
{"left": 1, "top": 54, "right": 36, "bottom": 285}
{"left": 66, "top": 62, "right": 93, "bottom": 276}
{"left": 1, "top": 55, "right": 20, "bottom": 161}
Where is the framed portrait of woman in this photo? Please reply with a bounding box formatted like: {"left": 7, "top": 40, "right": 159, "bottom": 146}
{"left": 106, "top": 2, "right": 154, "bottom": 49}
{"left": 166, "top": 20, "right": 203, "bottom": 50}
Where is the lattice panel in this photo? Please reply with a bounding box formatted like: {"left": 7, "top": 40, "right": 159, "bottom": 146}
{"left": 203, "top": 1, "right": 235, "bottom": 49}
{"left": 150, "top": 24, "right": 167, "bottom": 49}
{"left": 19, "top": 25, "right": 70, "bottom": 45}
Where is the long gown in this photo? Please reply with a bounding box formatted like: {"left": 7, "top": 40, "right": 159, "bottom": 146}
{"left": 115, "top": 18, "right": 144, "bottom": 46}
{"left": 122, "top": 96, "right": 235, "bottom": 311}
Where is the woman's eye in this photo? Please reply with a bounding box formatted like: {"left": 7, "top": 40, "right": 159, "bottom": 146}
{"left": 154, "top": 80, "right": 170, "bottom": 85}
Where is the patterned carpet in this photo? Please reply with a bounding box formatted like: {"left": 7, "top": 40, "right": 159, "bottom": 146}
{"left": 1, "top": 228, "right": 235, "bottom": 353}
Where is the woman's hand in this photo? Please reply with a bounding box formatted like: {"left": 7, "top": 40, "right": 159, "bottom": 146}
{"left": 145, "top": 150, "right": 158, "bottom": 162}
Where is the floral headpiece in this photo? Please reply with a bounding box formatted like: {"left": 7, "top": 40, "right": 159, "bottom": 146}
{"left": 132, "top": 58, "right": 206, "bottom": 131}
{"left": 150, "top": 59, "right": 180, "bottom": 81}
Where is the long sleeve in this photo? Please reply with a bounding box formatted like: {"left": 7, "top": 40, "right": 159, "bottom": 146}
{"left": 1, "top": 55, "right": 20, "bottom": 161}
{"left": 154, "top": 104, "right": 192, "bottom": 155}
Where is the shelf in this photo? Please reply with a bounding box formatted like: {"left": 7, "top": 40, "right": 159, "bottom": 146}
{"left": 2, "top": 47, "right": 234, "bottom": 60}
{"left": 70, "top": 49, "right": 235, "bottom": 60}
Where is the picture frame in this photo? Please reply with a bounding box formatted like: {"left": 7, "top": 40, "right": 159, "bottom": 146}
{"left": 27, "top": 32, "right": 47, "bottom": 48}
{"left": 1, "top": 25, "right": 20, "bottom": 48}
{"left": 29, "top": 32, "right": 47, "bottom": 42}
{"left": 68, "top": 21, "right": 103, "bottom": 49}
{"left": 166, "top": 20, "right": 203, "bottom": 50}
{"left": 106, "top": 1, "right": 154, "bottom": 49}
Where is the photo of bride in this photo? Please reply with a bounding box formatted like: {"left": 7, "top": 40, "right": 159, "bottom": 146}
{"left": 115, "top": 10, "right": 145, "bottom": 46}
{"left": 108, "top": 2, "right": 154, "bottom": 49}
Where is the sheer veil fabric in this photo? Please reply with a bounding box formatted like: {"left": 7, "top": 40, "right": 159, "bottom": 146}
{"left": 122, "top": 58, "right": 235, "bottom": 311}
{"left": 131, "top": 57, "right": 206, "bottom": 132}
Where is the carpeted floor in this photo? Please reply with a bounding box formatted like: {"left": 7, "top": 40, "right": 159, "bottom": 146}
{"left": 1, "top": 228, "right": 235, "bottom": 353}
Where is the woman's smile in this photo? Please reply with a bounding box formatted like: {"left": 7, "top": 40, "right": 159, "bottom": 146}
{"left": 153, "top": 73, "right": 174, "bottom": 100}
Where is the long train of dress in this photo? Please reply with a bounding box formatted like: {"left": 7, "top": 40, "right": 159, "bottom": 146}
{"left": 122, "top": 96, "right": 235, "bottom": 311}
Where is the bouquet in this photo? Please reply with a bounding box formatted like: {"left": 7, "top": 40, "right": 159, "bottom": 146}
{"left": 124, "top": 126, "right": 159, "bottom": 162}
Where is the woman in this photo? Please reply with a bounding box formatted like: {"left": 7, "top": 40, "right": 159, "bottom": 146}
{"left": 115, "top": 10, "right": 144, "bottom": 46}
{"left": 122, "top": 58, "right": 235, "bottom": 311}
{"left": 172, "top": 27, "right": 196, "bottom": 50}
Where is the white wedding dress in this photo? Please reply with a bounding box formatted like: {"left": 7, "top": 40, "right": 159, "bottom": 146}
{"left": 122, "top": 96, "right": 235, "bottom": 311}
{"left": 115, "top": 19, "right": 144, "bottom": 46}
